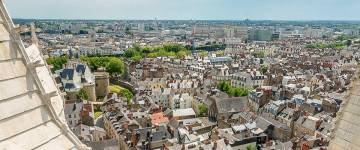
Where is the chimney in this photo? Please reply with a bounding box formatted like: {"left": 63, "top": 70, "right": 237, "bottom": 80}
{"left": 163, "top": 144, "right": 168, "bottom": 150}
{"left": 224, "top": 138, "right": 229, "bottom": 145}
{"left": 315, "top": 119, "right": 322, "bottom": 130}
{"left": 141, "top": 140, "right": 146, "bottom": 147}
{"left": 155, "top": 125, "right": 160, "bottom": 131}
{"left": 199, "top": 146, "right": 204, "bottom": 150}
{"left": 181, "top": 144, "right": 185, "bottom": 150}
{"left": 212, "top": 141, "right": 217, "bottom": 150}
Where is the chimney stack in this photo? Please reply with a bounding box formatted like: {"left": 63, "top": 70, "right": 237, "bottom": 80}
{"left": 212, "top": 141, "right": 217, "bottom": 150}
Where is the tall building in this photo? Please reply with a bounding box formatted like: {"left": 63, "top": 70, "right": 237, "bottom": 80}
{"left": 0, "top": 1, "right": 88, "bottom": 149}
{"left": 248, "top": 28, "right": 273, "bottom": 41}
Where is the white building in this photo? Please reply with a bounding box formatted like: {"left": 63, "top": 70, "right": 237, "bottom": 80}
{"left": 230, "top": 70, "right": 266, "bottom": 89}
{"left": 169, "top": 93, "right": 193, "bottom": 109}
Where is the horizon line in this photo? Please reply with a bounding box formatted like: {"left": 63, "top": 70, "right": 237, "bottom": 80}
{"left": 12, "top": 18, "right": 360, "bottom": 22}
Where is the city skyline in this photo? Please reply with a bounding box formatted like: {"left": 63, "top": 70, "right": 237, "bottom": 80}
{"left": 5, "top": 0, "right": 360, "bottom": 21}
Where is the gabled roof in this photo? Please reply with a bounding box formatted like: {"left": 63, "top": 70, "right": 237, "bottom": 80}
{"left": 76, "top": 64, "right": 86, "bottom": 74}
{"left": 211, "top": 96, "right": 248, "bottom": 114}
{"left": 60, "top": 69, "right": 75, "bottom": 80}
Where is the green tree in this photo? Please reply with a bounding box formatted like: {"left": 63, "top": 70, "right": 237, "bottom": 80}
{"left": 240, "top": 89, "right": 249, "bottom": 96}
{"left": 217, "top": 81, "right": 230, "bottom": 92}
{"left": 176, "top": 50, "right": 188, "bottom": 59}
{"left": 217, "top": 81, "right": 249, "bottom": 97}
{"left": 131, "top": 55, "right": 142, "bottom": 62}
{"left": 77, "top": 89, "right": 89, "bottom": 100}
{"left": 233, "top": 88, "right": 243, "bottom": 97}
{"left": 346, "top": 40, "right": 352, "bottom": 47}
{"left": 226, "top": 87, "right": 235, "bottom": 96}
{"left": 197, "top": 104, "right": 208, "bottom": 117}
{"left": 124, "top": 49, "right": 137, "bottom": 58}
{"left": 246, "top": 145, "right": 256, "bottom": 150}
{"left": 260, "top": 65, "right": 268, "bottom": 74}
{"left": 46, "top": 56, "right": 68, "bottom": 72}
{"left": 125, "top": 26, "right": 132, "bottom": 35}
{"left": 122, "top": 67, "right": 130, "bottom": 80}
{"left": 133, "top": 44, "right": 141, "bottom": 52}
{"left": 163, "top": 44, "right": 186, "bottom": 53}
{"left": 121, "top": 88, "right": 133, "bottom": 104}
{"left": 252, "top": 51, "right": 265, "bottom": 58}
{"left": 106, "top": 57, "right": 125, "bottom": 76}
{"left": 215, "top": 50, "right": 225, "bottom": 56}
{"left": 199, "top": 51, "right": 208, "bottom": 58}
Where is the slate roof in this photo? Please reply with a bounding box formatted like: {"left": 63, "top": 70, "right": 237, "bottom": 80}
{"left": 256, "top": 114, "right": 290, "bottom": 131}
{"left": 64, "top": 83, "right": 76, "bottom": 90}
{"left": 210, "top": 56, "right": 233, "bottom": 63}
{"left": 60, "top": 69, "right": 75, "bottom": 80}
{"left": 85, "top": 139, "right": 119, "bottom": 150}
{"left": 76, "top": 64, "right": 86, "bottom": 74}
{"left": 212, "top": 96, "right": 248, "bottom": 114}
{"left": 136, "top": 126, "right": 171, "bottom": 142}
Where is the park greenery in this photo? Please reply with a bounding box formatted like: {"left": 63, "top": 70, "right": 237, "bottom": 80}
{"left": 109, "top": 85, "right": 133, "bottom": 104}
{"left": 125, "top": 26, "right": 133, "bottom": 36}
{"left": 246, "top": 145, "right": 257, "bottom": 150}
{"left": 197, "top": 103, "right": 208, "bottom": 117}
{"left": 80, "top": 57, "right": 125, "bottom": 76}
{"left": 198, "top": 51, "right": 209, "bottom": 58}
{"left": 124, "top": 44, "right": 191, "bottom": 60}
{"left": 260, "top": 65, "right": 268, "bottom": 74}
{"left": 46, "top": 56, "right": 68, "bottom": 72}
{"left": 196, "top": 43, "right": 226, "bottom": 51}
{"left": 217, "top": 81, "right": 249, "bottom": 97}
{"left": 336, "top": 35, "right": 358, "bottom": 41}
{"left": 305, "top": 42, "right": 345, "bottom": 49}
{"left": 47, "top": 56, "right": 125, "bottom": 76}
{"left": 93, "top": 107, "right": 102, "bottom": 119}
{"left": 94, "top": 111, "right": 102, "bottom": 119}
{"left": 252, "top": 51, "right": 266, "bottom": 58}
{"left": 215, "top": 50, "right": 225, "bottom": 56}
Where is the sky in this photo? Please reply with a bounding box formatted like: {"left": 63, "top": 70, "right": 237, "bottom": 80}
{"left": 4, "top": 0, "right": 360, "bottom": 20}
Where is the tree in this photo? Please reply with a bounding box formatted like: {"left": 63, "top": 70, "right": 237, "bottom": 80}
{"left": 121, "top": 88, "right": 133, "bottom": 104}
{"left": 122, "top": 67, "right": 130, "bottom": 80}
{"left": 215, "top": 50, "right": 225, "bottom": 56}
{"left": 217, "top": 81, "right": 231, "bottom": 92}
{"left": 217, "top": 81, "right": 249, "bottom": 97}
{"left": 246, "top": 145, "right": 256, "bottom": 150}
{"left": 124, "top": 49, "right": 137, "bottom": 58}
{"left": 77, "top": 89, "right": 89, "bottom": 100}
{"left": 252, "top": 51, "right": 265, "bottom": 58}
{"left": 176, "top": 50, "right": 188, "bottom": 59}
{"left": 197, "top": 104, "right": 208, "bottom": 117}
{"left": 346, "top": 40, "right": 352, "bottom": 47}
{"left": 131, "top": 55, "right": 142, "bottom": 62}
{"left": 46, "top": 56, "right": 68, "bottom": 72}
{"left": 106, "top": 57, "right": 125, "bottom": 76}
{"left": 163, "top": 44, "right": 186, "bottom": 53}
{"left": 125, "top": 26, "right": 132, "bottom": 35}
{"left": 199, "top": 51, "right": 208, "bottom": 58}
{"left": 260, "top": 65, "right": 268, "bottom": 74}
{"left": 233, "top": 88, "right": 243, "bottom": 97}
